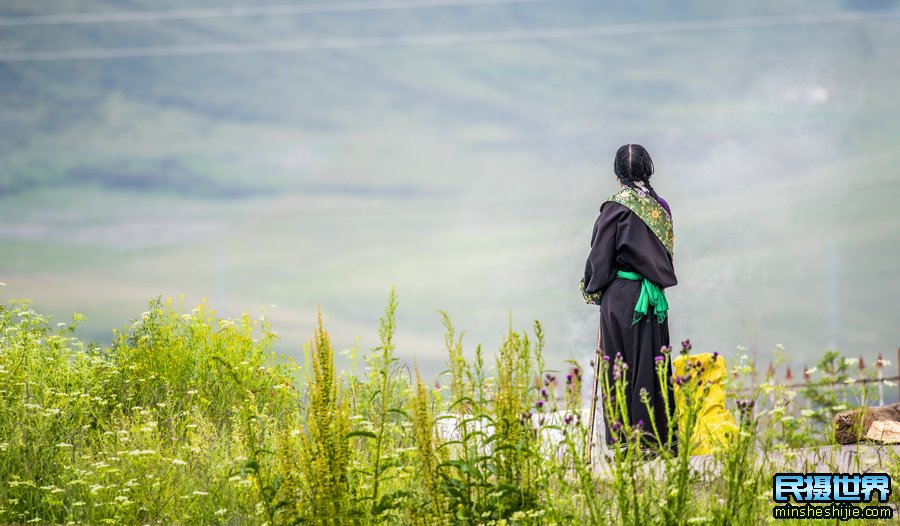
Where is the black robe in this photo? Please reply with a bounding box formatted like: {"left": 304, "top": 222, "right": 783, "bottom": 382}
{"left": 583, "top": 200, "right": 677, "bottom": 450}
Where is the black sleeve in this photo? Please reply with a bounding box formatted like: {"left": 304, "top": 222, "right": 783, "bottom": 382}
{"left": 582, "top": 203, "right": 627, "bottom": 298}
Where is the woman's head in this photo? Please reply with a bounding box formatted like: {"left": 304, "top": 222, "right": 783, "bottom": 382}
{"left": 613, "top": 144, "right": 654, "bottom": 188}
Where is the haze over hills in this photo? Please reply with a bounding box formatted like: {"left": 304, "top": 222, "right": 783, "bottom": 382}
{"left": 1, "top": 0, "right": 899, "bottom": 376}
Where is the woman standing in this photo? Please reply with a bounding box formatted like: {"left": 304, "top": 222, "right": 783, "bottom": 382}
{"left": 581, "top": 144, "right": 677, "bottom": 452}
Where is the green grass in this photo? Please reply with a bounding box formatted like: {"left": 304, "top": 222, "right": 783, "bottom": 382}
{"left": 1, "top": 293, "right": 899, "bottom": 525}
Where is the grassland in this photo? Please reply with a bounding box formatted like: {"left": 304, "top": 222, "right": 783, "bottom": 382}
{"left": 2, "top": 293, "right": 899, "bottom": 525}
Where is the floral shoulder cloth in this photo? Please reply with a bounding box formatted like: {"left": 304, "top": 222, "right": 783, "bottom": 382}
{"left": 608, "top": 186, "right": 674, "bottom": 256}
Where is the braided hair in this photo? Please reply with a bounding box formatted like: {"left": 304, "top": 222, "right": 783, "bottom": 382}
{"left": 613, "top": 144, "right": 661, "bottom": 203}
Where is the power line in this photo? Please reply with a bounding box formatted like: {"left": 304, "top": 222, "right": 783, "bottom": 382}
{"left": 1, "top": 9, "right": 897, "bottom": 63}
{"left": 0, "top": 0, "right": 546, "bottom": 27}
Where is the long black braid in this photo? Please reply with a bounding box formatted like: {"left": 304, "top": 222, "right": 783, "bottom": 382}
{"left": 613, "top": 144, "right": 661, "bottom": 203}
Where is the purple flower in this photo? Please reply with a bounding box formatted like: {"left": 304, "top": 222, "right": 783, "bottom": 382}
{"left": 736, "top": 398, "right": 756, "bottom": 413}
{"left": 660, "top": 345, "right": 672, "bottom": 355}
{"left": 635, "top": 419, "right": 644, "bottom": 429}
{"left": 654, "top": 356, "right": 665, "bottom": 364}
{"left": 566, "top": 374, "right": 573, "bottom": 385}
{"left": 536, "top": 400, "right": 545, "bottom": 411}
{"left": 681, "top": 339, "right": 692, "bottom": 353}
{"left": 712, "top": 351, "right": 719, "bottom": 362}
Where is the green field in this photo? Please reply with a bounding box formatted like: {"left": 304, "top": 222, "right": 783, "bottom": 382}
{"left": 1, "top": 290, "right": 896, "bottom": 524}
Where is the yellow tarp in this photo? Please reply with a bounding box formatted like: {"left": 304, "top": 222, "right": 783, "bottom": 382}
{"left": 672, "top": 353, "right": 739, "bottom": 455}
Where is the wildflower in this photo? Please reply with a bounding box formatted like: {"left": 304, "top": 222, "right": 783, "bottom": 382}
{"left": 172, "top": 459, "right": 187, "bottom": 466}
{"left": 680, "top": 339, "right": 692, "bottom": 353}
{"left": 55, "top": 443, "right": 73, "bottom": 448}
{"left": 735, "top": 399, "right": 756, "bottom": 413}
{"left": 192, "top": 490, "right": 209, "bottom": 496}
{"left": 654, "top": 356, "right": 665, "bottom": 364}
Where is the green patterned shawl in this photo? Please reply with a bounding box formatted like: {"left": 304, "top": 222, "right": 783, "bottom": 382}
{"left": 607, "top": 186, "right": 674, "bottom": 256}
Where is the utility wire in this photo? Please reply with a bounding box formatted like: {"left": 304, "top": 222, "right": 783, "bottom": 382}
{"left": 1, "top": 9, "right": 897, "bottom": 63}
{"left": 0, "top": 0, "right": 547, "bottom": 27}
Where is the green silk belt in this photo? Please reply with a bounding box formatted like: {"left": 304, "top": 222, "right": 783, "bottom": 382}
{"left": 616, "top": 270, "right": 668, "bottom": 325}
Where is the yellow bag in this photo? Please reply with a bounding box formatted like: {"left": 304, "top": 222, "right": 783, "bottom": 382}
{"left": 672, "top": 353, "right": 738, "bottom": 455}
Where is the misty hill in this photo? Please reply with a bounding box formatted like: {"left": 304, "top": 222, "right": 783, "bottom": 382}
{"left": 1, "top": 0, "right": 899, "bottom": 373}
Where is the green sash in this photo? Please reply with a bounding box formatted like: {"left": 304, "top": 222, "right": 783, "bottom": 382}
{"left": 616, "top": 270, "right": 668, "bottom": 324}
{"left": 607, "top": 186, "right": 674, "bottom": 256}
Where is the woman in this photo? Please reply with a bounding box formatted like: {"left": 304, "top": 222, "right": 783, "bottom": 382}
{"left": 581, "top": 144, "right": 677, "bottom": 452}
